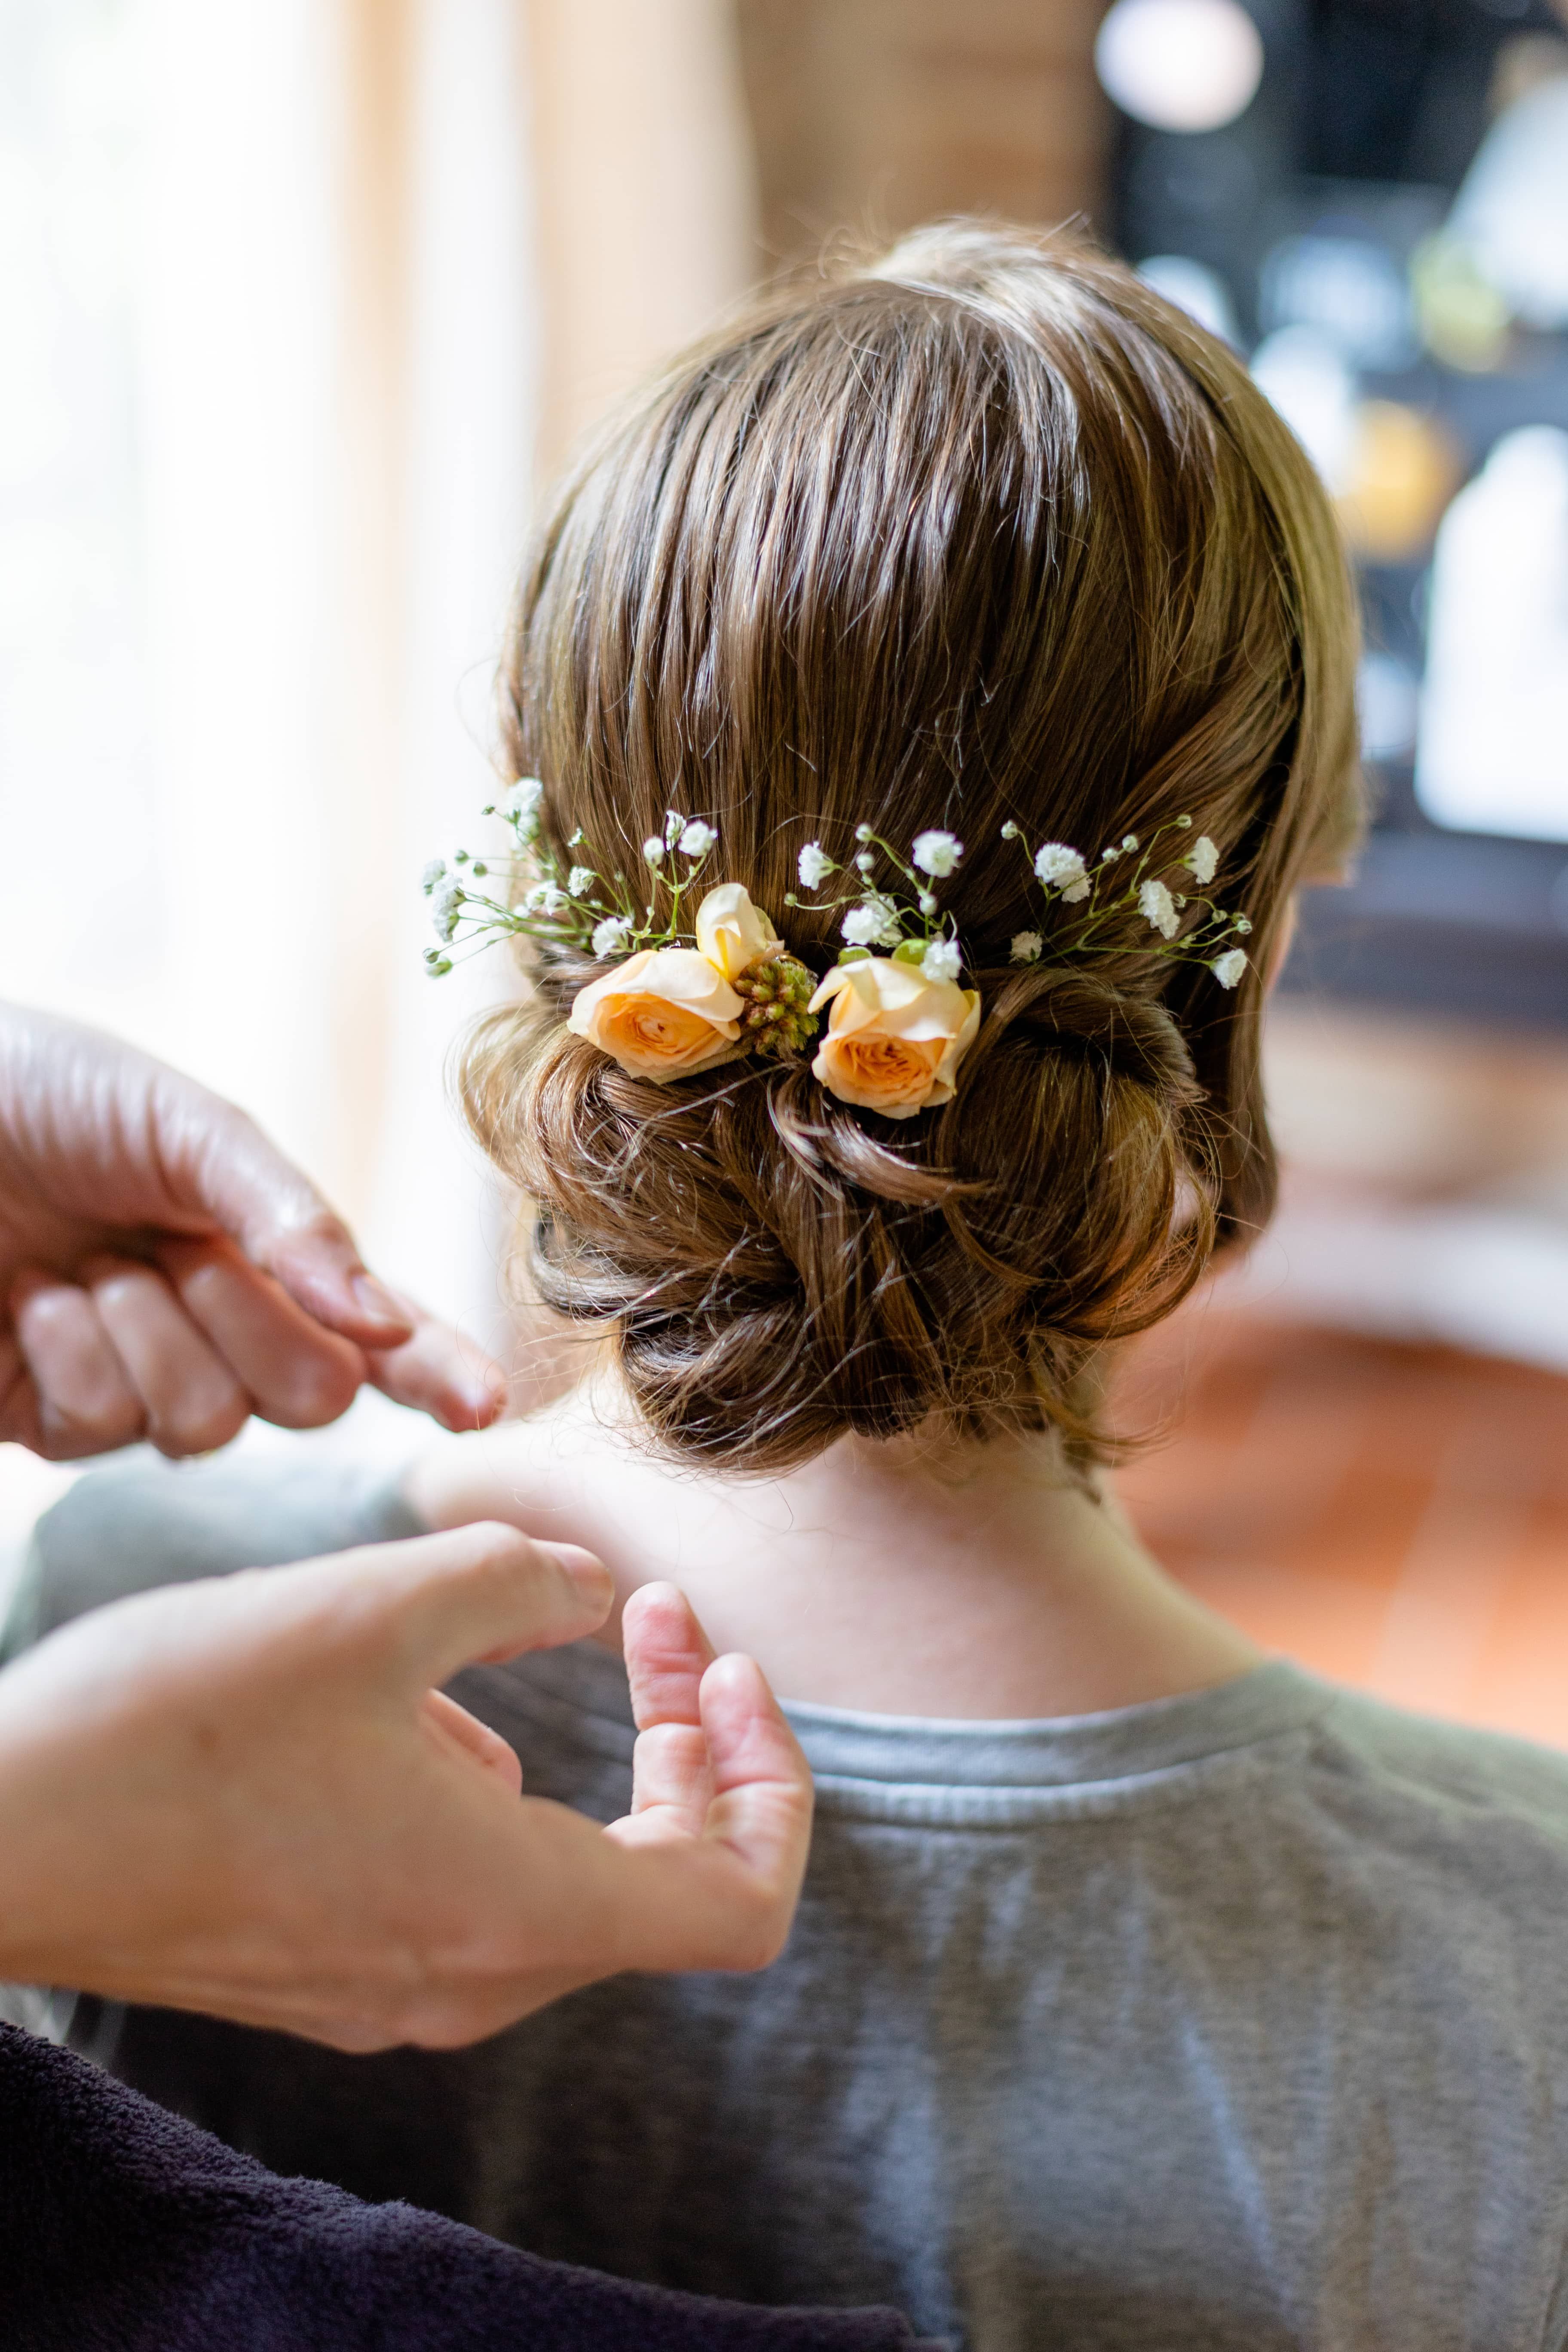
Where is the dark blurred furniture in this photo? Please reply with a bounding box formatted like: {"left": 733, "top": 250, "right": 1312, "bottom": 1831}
{"left": 1109, "top": 0, "right": 1568, "bottom": 1029}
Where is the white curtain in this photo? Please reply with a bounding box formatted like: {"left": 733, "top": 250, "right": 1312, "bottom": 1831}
{"left": 0, "top": 0, "right": 760, "bottom": 1527}
{"left": 0, "top": 0, "right": 539, "bottom": 1360}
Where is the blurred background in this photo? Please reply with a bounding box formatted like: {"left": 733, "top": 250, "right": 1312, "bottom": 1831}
{"left": 0, "top": 0, "right": 1564, "bottom": 1736}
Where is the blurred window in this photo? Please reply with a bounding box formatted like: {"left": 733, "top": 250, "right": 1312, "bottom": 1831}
{"left": 0, "top": 0, "right": 159, "bottom": 1007}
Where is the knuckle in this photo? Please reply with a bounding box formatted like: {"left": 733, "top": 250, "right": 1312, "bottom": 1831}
{"left": 84, "top": 1262, "right": 147, "bottom": 1313}
{"left": 149, "top": 1387, "right": 250, "bottom": 1458}
{"left": 39, "top": 1415, "right": 140, "bottom": 1461}
{"left": 262, "top": 1342, "right": 363, "bottom": 1430}
{"left": 41, "top": 1391, "right": 146, "bottom": 1455}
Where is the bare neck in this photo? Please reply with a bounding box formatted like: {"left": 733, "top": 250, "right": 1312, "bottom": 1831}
{"left": 409, "top": 1378, "right": 1262, "bottom": 1719}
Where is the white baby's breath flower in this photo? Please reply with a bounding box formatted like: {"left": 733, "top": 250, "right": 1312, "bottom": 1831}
{"left": 855, "top": 852, "right": 876, "bottom": 875}
{"left": 921, "top": 937, "right": 962, "bottom": 983}
{"left": 1185, "top": 834, "right": 1219, "bottom": 886}
{"left": 1212, "top": 948, "right": 1248, "bottom": 989}
{"left": 1122, "top": 834, "right": 1139, "bottom": 851}
{"left": 1034, "top": 842, "right": 1087, "bottom": 890}
{"left": 505, "top": 778, "right": 544, "bottom": 821}
{"left": 678, "top": 819, "right": 718, "bottom": 858}
{"left": 1000, "top": 821, "right": 1020, "bottom": 841}
{"left": 1234, "top": 914, "right": 1253, "bottom": 935}
{"left": 567, "top": 865, "right": 595, "bottom": 899}
{"left": 797, "top": 841, "right": 834, "bottom": 889}
{"left": 841, "top": 896, "right": 902, "bottom": 949}
{"left": 430, "top": 882, "right": 464, "bottom": 943}
{"left": 664, "top": 810, "right": 683, "bottom": 847}
{"left": 918, "top": 891, "right": 938, "bottom": 917}
{"left": 1139, "top": 878, "right": 1180, "bottom": 940}
{"left": 643, "top": 836, "right": 665, "bottom": 865}
{"left": 420, "top": 858, "right": 447, "bottom": 895}
{"left": 524, "top": 882, "right": 568, "bottom": 916}
{"left": 912, "top": 829, "right": 963, "bottom": 878}
{"left": 1060, "top": 877, "right": 1091, "bottom": 903}
{"left": 591, "top": 914, "right": 633, "bottom": 957}
{"left": 1010, "top": 931, "right": 1044, "bottom": 964}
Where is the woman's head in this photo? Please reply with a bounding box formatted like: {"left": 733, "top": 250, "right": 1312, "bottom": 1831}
{"left": 462, "top": 222, "right": 1362, "bottom": 1474}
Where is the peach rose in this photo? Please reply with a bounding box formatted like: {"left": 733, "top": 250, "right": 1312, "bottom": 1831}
{"left": 808, "top": 956, "right": 981, "bottom": 1119}
{"left": 693, "top": 882, "right": 781, "bottom": 983}
{"left": 568, "top": 946, "right": 745, "bottom": 1080}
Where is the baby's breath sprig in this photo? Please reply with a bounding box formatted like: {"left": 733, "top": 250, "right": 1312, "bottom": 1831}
{"left": 1000, "top": 814, "right": 1252, "bottom": 989}
{"left": 421, "top": 785, "right": 721, "bottom": 976}
{"left": 785, "top": 825, "right": 967, "bottom": 985}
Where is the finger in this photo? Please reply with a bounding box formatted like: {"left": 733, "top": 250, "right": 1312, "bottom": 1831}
{"left": 152, "top": 1075, "right": 415, "bottom": 1350}
{"left": 365, "top": 1309, "right": 507, "bottom": 1433}
{"left": 605, "top": 1655, "right": 814, "bottom": 1972}
{"left": 356, "top": 1522, "right": 614, "bottom": 1692}
{"left": 82, "top": 1256, "right": 250, "bottom": 1457}
{"left": 606, "top": 1665, "right": 818, "bottom": 1975}
{"left": 9, "top": 1271, "right": 146, "bottom": 1455}
{"left": 262, "top": 1214, "right": 414, "bottom": 1350}
{"left": 699, "top": 1652, "right": 814, "bottom": 1891}
{"left": 156, "top": 1236, "right": 366, "bottom": 1429}
{"left": 141, "top": 1077, "right": 420, "bottom": 1354}
{"left": 625, "top": 1722, "right": 715, "bottom": 1836}
{"left": 621, "top": 1581, "right": 717, "bottom": 1732}
{"left": 0, "top": 1328, "right": 40, "bottom": 1449}
{"left": 420, "top": 1687, "right": 523, "bottom": 1795}
{"left": 620, "top": 1584, "right": 719, "bottom": 1831}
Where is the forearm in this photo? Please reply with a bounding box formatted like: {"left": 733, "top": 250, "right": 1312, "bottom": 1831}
{"left": 0, "top": 1671, "right": 116, "bottom": 1988}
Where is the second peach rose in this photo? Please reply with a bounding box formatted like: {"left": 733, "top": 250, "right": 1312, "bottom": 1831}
{"left": 808, "top": 957, "right": 981, "bottom": 1119}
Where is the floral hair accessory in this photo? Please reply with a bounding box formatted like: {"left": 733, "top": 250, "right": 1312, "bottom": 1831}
{"left": 423, "top": 790, "right": 729, "bottom": 970}
{"left": 787, "top": 824, "right": 967, "bottom": 978}
{"left": 422, "top": 786, "right": 821, "bottom": 1082}
{"left": 809, "top": 957, "right": 980, "bottom": 1120}
{"left": 999, "top": 815, "right": 1252, "bottom": 988}
{"left": 787, "top": 822, "right": 983, "bottom": 1110}
{"left": 421, "top": 787, "right": 1247, "bottom": 1118}
{"left": 568, "top": 948, "right": 747, "bottom": 1080}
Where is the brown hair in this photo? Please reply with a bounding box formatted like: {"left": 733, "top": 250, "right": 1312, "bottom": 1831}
{"left": 462, "top": 222, "right": 1362, "bottom": 1474}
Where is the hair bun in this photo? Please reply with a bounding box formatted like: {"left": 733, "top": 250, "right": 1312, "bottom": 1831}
{"left": 979, "top": 964, "right": 1204, "bottom": 1108}
{"left": 462, "top": 955, "right": 1218, "bottom": 1472}
{"left": 463, "top": 217, "right": 1360, "bottom": 1472}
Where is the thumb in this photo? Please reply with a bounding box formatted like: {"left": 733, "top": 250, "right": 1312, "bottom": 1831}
{"left": 359, "top": 1522, "right": 615, "bottom": 1693}
{"left": 260, "top": 1212, "right": 413, "bottom": 1351}
{"left": 152, "top": 1069, "right": 413, "bottom": 1348}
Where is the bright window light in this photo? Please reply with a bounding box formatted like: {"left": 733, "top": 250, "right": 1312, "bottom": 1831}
{"left": 1095, "top": 0, "right": 1265, "bottom": 135}
{"left": 1416, "top": 427, "right": 1568, "bottom": 845}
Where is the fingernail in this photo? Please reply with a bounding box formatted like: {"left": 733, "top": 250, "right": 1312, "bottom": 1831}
{"left": 351, "top": 1271, "right": 409, "bottom": 1330}
{"left": 437, "top": 1380, "right": 504, "bottom": 1432}
{"left": 534, "top": 1540, "right": 614, "bottom": 1607}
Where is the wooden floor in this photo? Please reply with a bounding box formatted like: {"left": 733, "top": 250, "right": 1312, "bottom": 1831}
{"left": 1116, "top": 1308, "right": 1568, "bottom": 1749}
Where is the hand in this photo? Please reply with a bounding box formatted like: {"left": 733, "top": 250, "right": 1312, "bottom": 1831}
{"left": 0, "top": 1524, "right": 812, "bottom": 2049}
{"left": 0, "top": 1005, "right": 503, "bottom": 1455}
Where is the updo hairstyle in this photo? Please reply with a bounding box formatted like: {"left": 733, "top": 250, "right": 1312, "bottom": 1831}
{"left": 461, "top": 223, "right": 1363, "bottom": 1474}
